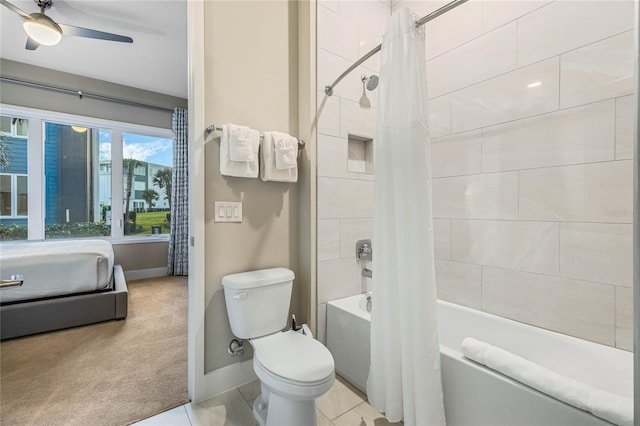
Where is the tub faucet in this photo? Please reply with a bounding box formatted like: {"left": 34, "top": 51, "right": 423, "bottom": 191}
{"left": 362, "top": 268, "right": 373, "bottom": 278}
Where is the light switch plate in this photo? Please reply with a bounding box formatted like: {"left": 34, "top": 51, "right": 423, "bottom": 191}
{"left": 214, "top": 201, "right": 242, "bottom": 223}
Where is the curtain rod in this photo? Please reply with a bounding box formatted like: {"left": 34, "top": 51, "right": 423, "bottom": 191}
{"left": 0, "top": 76, "right": 177, "bottom": 113}
{"left": 324, "top": 0, "right": 469, "bottom": 96}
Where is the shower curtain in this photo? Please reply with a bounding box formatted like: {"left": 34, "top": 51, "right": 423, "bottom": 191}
{"left": 367, "top": 8, "right": 446, "bottom": 425}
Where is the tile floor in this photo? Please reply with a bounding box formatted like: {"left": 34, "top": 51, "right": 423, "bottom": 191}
{"left": 134, "top": 375, "right": 402, "bottom": 426}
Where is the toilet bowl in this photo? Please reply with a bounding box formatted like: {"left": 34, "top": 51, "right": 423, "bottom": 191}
{"left": 221, "top": 268, "right": 335, "bottom": 426}
{"left": 250, "top": 330, "right": 335, "bottom": 426}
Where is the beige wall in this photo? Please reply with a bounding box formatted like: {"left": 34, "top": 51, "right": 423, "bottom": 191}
{"left": 113, "top": 242, "right": 168, "bottom": 272}
{"left": 203, "top": 0, "right": 306, "bottom": 373}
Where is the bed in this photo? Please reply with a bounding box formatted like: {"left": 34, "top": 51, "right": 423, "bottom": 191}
{"left": 0, "top": 239, "right": 128, "bottom": 340}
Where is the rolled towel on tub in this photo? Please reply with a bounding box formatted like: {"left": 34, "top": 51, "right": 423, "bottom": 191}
{"left": 461, "top": 337, "right": 632, "bottom": 426}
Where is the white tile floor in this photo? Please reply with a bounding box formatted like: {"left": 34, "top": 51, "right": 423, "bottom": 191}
{"left": 134, "top": 376, "right": 402, "bottom": 426}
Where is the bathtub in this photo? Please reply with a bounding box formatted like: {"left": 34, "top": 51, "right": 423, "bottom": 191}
{"left": 326, "top": 293, "right": 633, "bottom": 426}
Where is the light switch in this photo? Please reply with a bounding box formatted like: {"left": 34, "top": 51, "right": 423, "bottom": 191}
{"left": 214, "top": 201, "right": 243, "bottom": 223}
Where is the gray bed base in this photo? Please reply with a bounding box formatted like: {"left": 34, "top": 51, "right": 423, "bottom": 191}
{"left": 0, "top": 265, "right": 128, "bottom": 340}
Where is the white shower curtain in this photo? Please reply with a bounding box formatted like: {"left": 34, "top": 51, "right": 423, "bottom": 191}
{"left": 367, "top": 8, "right": 446, "bottom": 426}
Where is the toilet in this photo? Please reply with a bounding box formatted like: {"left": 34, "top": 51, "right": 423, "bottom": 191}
{"left": 222, "top": 268, "right": 335, "bottom": 426}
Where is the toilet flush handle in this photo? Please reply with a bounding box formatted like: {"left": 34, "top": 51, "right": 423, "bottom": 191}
{"left": 233, "top": 292, "right": 248, "bottom": 300}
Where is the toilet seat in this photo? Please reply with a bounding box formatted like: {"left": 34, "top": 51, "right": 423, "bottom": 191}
{"left": 251, "top": 331, "right": 335, "bottom": 385}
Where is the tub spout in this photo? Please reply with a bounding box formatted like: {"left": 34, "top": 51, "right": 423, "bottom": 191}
{"left": 362, "top": 268, "right": 373, "bottom": 278}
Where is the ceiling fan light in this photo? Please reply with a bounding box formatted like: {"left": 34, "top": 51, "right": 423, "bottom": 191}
{"left": 71, "top": 126, "right": 88, "bottom": 133}
{"left": 23, "top": 19, "right": 62, "bottom": 46}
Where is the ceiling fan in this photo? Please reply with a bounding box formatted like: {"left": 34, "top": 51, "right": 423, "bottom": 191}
{"left": 1, "top": 0, "right": 133, "bottom": 50}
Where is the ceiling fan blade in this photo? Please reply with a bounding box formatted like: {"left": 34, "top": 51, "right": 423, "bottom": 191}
{"left": 0, "top": 0, "right": 32, "bottom": 20}
{"left": 25, "top": 37, "right": 40, "bottom": 50}
{"left": 58, "top": 23, "right": 132, "bottom": 43}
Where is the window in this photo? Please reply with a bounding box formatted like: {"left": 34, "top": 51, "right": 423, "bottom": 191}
{"left": 44, "top": 122, "right": 111, "bottom": 239}
{"left": 0, "top": 107, "right": 173, "bottom": 241}
{"left": 0, "top": 114, "right": 28, "bottom": 240}
{"left": 123, "top": 133, "right": 173, "bottom": 236}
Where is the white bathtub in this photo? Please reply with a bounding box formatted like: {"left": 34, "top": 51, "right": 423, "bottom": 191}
{"left": 326, "top": 294, "right": 633, "bottom": 426}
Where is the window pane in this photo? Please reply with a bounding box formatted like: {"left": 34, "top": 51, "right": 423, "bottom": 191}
{"left": 15, "top": 119, "right": 28, "bottom": 137}
{"left": 0, "top": 117, "right": 10, "bottom": 134}
{"left": 122, "top": 133, "right": 173, "bottom": 236}
{"left": 0, "top": 115, "right": 28, "bottom": 241}
{"left": 44, "top": 122, "right": 111, "bottom": 239}
{"left": 17, "top": 175, "right": 28, "bottom": 216}
{"left": 0, "top": 175, "right": 11, "bottom": 216}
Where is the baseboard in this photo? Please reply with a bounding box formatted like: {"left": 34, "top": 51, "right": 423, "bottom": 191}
{"left": 124, "top": 267, "right": 168, "bottom": 281}
{"left": 198, "top": 359, "right": 258, "bottom": 403}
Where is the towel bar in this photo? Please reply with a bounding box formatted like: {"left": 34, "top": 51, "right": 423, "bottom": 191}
{"left": 205, "top": 124, "right": 305, "bottom": 149}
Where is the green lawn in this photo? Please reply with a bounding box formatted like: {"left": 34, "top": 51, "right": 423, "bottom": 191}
{"left": 133, "top": 211, "right": 170, "bottom": 235}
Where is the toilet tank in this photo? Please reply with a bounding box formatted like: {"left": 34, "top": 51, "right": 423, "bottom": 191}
{"left": 222, "top": 268, "right": 294, "bottom": 339}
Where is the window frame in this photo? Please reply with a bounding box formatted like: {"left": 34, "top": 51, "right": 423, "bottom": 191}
{"left": 0, "top": 104, "right": 174, "bottom": 243}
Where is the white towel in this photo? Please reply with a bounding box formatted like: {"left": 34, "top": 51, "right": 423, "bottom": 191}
{"left": 461, "top": 337, "right": 633, "bottom": 426}
{"left": 274, "top": 135, "right": 298, "bottom": 169}
{"left": 261, "top": 131, "right": 298, "bottom": 182}
{"left": 220, "top": 124, "right": 260, "bottom": 178}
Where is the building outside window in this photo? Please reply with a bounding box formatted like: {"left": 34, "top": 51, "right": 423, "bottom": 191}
{"left": 0, "top": 108, "right": 173, "bottom": 241}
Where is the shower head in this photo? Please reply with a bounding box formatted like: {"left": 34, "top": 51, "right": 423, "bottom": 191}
{"left": 361, "top": 74, "right": 379, "bottom": 91}
{"left": 366, "top": 75, "right": 379, "bottom": 91}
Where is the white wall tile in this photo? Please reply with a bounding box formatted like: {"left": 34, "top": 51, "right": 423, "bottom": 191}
{"left": 358, "top": 27, "right": 382, "bottom": 71}
{"left": 318, "top": 5, "right": 359, "bottom": 61}
{"left": 517, "top": 0, "right": 635, "bottom": 67}
{"left": 318, "top": 177, "right": 374, "bottom": 219}
{"left": 560, "top": 223, "right": 632, "bottom": 288}
{"left": 432, "top": 172, "right": 519, "bottom": 220}
{"left": 425, "top": 0, "right": 483, "bottom": 60}
{"left": 339, "top": 98, "right": 377, "bottom": 139}
{"left": 450, "top": 57, "right": 560, "bottom": 132}
{"left": 519, "top": 160, "right": 633, "bottom": 223}
{"left": 451, "top": 220, "right": 559, "bottom": 275}
{"left": 319, "top": 0, "right": 340, "bottom": 14}
{"left": 615, "top": 95, "right": 634, "bottom": 160}
{"left": 318, "top": 259, "right": 361, "bottom": 304}
{"left": 317, "top": 303, "right": 328, "bottom": 344}
{"left": 428, "top": 95, "right": 451, "bottom": 137}
{"left": 482, "top": 266, "right": 616, "bottom": 346}
{"left": 318, "top": 134, "right": 358, "bottom": 179}
{"left": 482, "top": 100, "right": 615, "bottom": 172}
{"left": 394, "top": 0, "right": 446, "bottom": 17}
{"left": 481, "top": 0, "right": 552, "bottom": 33}
{"left": 615, "top": 287, "right": 632, "bottom": 351}
{"left": 431, "top": 130, "right": 482, "bottom": 178}
{"left": 435, "top": 259, "right": 481, "bottom": 309}
{"left": 318, "top": 91, "right": 340, "bottom": 137}
{"left": 427, "top": 22, "right": 517, "bottom": 98}
{"left": 433, "top": 218, "right": 451, "bottom": 260}
{"left": 560, "top": 31, "right": 635, "bottom": 109}
{"left": 318, "top": 49, "right": 377, "bottom": 105}
{"left": 318, "top": 219, "right": 341, "bottom": 261}
{"left": 340, "top": 218, "right": 374, "bottom": 258}
{"left": 340, "top": 0, "right": 390, "bottom": 36}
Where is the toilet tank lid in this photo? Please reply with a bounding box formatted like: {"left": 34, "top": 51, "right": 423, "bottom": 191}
{"left": 222, "top": 268, "right": 295, "bottom": 290}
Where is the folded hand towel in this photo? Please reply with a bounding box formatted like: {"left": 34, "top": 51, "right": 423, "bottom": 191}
{"left": 220, "top": 123, "right": 260, "bottom": 178}
{"left": 230, "top": 136, "right": 255, "bottom": 162}
{"left": 461, "top": 337, "right": 633, "bottom": 426}
{"left": 261, "top": 131, "right": 298, "bottom": 182}
{"left": 274, "top": 136, "right": 298, "bottom": 169}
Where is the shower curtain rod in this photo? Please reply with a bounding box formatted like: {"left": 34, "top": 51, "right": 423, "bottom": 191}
{"left": 324, "top": 0, "right": 469, "bottom": 96}
{"left": 0, "top": 76, "right": 176, "bottom": 113}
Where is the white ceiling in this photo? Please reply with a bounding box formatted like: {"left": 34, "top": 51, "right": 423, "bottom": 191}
{"left": 0, "top": 0, "right": 188, "bottom": 98}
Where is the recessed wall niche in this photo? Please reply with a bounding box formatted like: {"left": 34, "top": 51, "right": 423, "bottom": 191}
{"left": 347, "top": 134, "right": 374, "bottom": 175}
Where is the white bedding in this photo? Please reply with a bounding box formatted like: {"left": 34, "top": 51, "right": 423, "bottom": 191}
{"left": 0, "top": 239, "right": 114, "bottom": 303}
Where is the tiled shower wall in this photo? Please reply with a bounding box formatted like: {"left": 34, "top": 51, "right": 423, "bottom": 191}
{"left": 316, "top": 0, "right": 390, "bottom": 343}
{"left": 317, "top": 0, "right": 634, "bottom": 351}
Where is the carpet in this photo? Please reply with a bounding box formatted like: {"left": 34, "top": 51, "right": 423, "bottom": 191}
{"left": 0, "top": 275, "right": 189, "bottom": 426}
